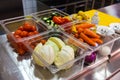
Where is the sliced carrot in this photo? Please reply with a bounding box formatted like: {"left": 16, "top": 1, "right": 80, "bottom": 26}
{"left": 91, "top": 38, "right": 103, "bottom": 44}
{"left": 80, "top": 32, "right": 96, "bottom": 46}
{"left": 78, "top": 28, "right": 83, "bottom": 33}
{"left": 76, "top": 23, "right": 95, "bottom": 29}
{"left": 84, "top": 29, "right": 100, "bottom": 38}
{"left": 67, "top": 38, "right": 86, "bottom": 49}
{"left": 40, "top": 39, "right": 46, "bottom": 44}
{"left": 74, "top": 33, "right": 79, "bottom": 38}
{"left": 79, "top": 38, "right": 84, "bottom": 42}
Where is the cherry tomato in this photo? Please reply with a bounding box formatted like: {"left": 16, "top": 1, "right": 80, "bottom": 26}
{"left": 14, "top": 34, "right": 21, "bottom": 38}
{"left": 23, "top": 23, "right": 32, "bottom": 31}
{"left": 31, "top": 26, "right": 37, "bottom": 31}
{"left": 34, "top": 31, "right": 39, "bottom": 34}
{"left": 18, "top": 26, "right": 24, "bottom": 31}
{"left": 22, "top": 31, "right": 28, "bottom": 37}
{"left": 14, "top": 30, "right": 22, "bottom": 35}
{"left": 23, "top": 22, "right": 30, "bottom": 27}
{"left": 28, "top": 32, "right": 34, "bottom": 36}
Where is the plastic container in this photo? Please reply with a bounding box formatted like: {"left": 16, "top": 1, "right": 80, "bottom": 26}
{"left": 70, "top": 50, "right": 120, "bottom": 80}
{"left": 59, "top": 21, "right": 120, "bottom": 57}
{"left": 23, "top": 30, "right": 91, "bottom": 74}
{"left": 32, "top": 8, "right": 69, "bottom": 29}
{"left": 0, "top": 22, "right": 6, "bottom": 35}
{"left": 1, "top": 15, "right": 48, "bottom": 55}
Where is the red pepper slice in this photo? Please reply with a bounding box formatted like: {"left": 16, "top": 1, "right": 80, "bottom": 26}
{"left": 52, "top": 16, "right": 64, "bottom": 24}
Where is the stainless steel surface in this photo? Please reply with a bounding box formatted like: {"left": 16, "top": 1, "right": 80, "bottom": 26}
{"left": 0, "top": 32, "right": 120, "bottom": 80}
{"left": 70, "top": 49, "right": 120, "bottom": 80}
{"left": 0, "top": 34, "right": 84, "bottom": 80}
{"left": 98, "top": 3, "right": 120, "bottom": 18}
{"left": 0, "top": 35, "right": 24, "bottom": 80}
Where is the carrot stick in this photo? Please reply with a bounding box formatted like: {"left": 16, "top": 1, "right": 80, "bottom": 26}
{"left": 76, "top": 23, "right": 95, "bottom": 29}
{"left": 91, "top": 38, "right": 103, "bottom": 44}
{"left": 68, "top": 38, "right": 87, "bottom": 49}
{"left": 74, "top": 33, "right": 79, "bottom": 38}
{"left": 80, "top": 32, "right": 96, "bottom": 46}
{"left": 79, "top": 38, "right": 84, "bottom": 42}
{"left": 78, "top": 28, "right": 83, "bottom": 33}
{"left": 84, "top": 29, "right": 100, "bottom": 38}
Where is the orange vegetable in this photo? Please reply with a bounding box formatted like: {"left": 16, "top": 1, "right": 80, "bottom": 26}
{"left": 23, "top": 23, "right": 32, "bottom": 31}
{"left": 31, "top": 26, "right": 37, "bottom": 31}
{"left": 17, "top": 48, "right": 25, "bottom": 55}
{"left": 74, "top": 33, "right": 79, "bottom": 38}
{"left": 84, "top": 29, "right": 100, "bottom": 38}
{"left": 79, "top": 38, "right": 84, "bottom": 42}
{"left": 67, "top": 38, "right": 87, "bottom": 49}
{"left": 14, "top": 34, "right": 21, "bottom": 39}
{"left": 76, "top": 23, "right": 95, "bottom": 29}
{"left": 91, "top": 38, "right": 103, "bottom": 44}
{"left": 14, "top": 30, "right": 22, "bottom": 35}
{"left": 22, "top": 31, "right": 28, "bottom": 37}
{"left": 52, "top": 16, "right": 64, "bottom": 24}
{"left": 34, "top": 31, "right": 39, "bottom": 34}
{"left": 28, "top": 32, "right": 35, "bottom": 36}
{"left": 78, "top": 28, "right": 83, "bottom": 33}
{"left": 18, "top": 26, "right": 24, "bottom": 31}
{"left": 80, "top": 32, "right": 96, "bottom": 46}
{"left": 40, "top": 39, "right": 46, "bottom": 44}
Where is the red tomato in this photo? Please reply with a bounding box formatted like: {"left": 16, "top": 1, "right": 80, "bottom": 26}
{"left": 23, "top": 22, "right": 33, "bottom": 31}
{"left": 23, "top": 22, "right": 30, "bottom": 27}
{"left": 18, "top": 26, "right": 24, "bottom": 31}
{"left": 14, "top": 30, "right": 22, "bottom": 35}
{"left": 34, "top": 31, "right": 39, "bottom": 34}
{"left": 14, "top": 34, "right": 21, "bottom": 39}
{"left": 22, "top": 31, "right": 28, "bottom": 37}
{"left": 20, "top": 31, "right": 24, "bottom": 37}
{"left": 31, "top": 26, "right": 37, "bottom": 31}
{"left": 28, "top": 32, "right": 34, "bottom": 36}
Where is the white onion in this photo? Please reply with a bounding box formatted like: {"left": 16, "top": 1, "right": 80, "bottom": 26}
{"left": 98, "top": 46, "right": 111, "bottom": 56}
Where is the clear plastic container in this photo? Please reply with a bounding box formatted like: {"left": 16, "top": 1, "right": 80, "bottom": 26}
{"left": 70, "top": 51, "right": 120, "bottom": 80}
{"left": 1, "top": 15, "right": 47, "bottom": 40}
{"left": 23, "top": 30, "right": 90, "bottom": 74}
{"left": 1, "top": 15, "right": 48, "bottom": 55}
{"left": 59, "top": 21, "right": 120, "bottom": 56}
{"left": 32, "top": 8, "right": 69, "bottom": 29}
